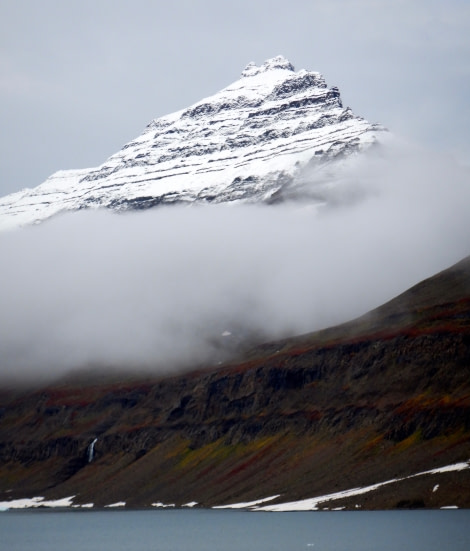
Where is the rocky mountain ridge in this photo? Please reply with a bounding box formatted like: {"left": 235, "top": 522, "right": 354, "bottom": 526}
{"left": 0, "top": 56, "right": 384, "bottom": 231}
{"left": 1, "top": 255, "right": 469, "bottom": 509}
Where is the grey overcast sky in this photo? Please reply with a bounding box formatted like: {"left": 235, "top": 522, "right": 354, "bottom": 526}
{"left": 0, "top": 0, "right": 469, "bottom": 197}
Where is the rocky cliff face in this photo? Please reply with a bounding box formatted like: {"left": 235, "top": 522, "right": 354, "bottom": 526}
{"left": 1, "top": 256, "right": 469, "bottom": 509}
{"left": 0, "top": 56, "right": 384, "bottom": 231}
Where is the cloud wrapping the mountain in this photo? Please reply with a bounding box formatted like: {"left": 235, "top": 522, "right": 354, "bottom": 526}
{"left": 1, "top": 138, "right": 469, "bottom": 382}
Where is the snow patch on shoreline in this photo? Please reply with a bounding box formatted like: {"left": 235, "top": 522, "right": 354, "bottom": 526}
{"left": 1, "top": 459, "right": 468, "bottom": 512}
{"left": 0, "top": 495, "right": 75, "bottom": 511}
{"left": 212, "top": 495, "right": 281, "bottom": 509}
{"left": 255, "top": 460, "right": 470, "bottom": 511}
{"left": 183, "top": 501, "right": 198, "bottom": 508}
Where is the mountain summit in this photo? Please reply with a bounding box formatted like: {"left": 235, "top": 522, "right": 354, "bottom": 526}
{"left": 0, "top": 56, "right": 384, "bottom": 230}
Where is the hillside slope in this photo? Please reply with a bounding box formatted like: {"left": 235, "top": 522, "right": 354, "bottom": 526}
{"left": 0, "top": 256, "right": 469, "bottom": 509}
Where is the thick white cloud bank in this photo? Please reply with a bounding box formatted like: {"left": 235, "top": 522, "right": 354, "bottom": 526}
{"left": 1, "top": 139, "right": 469, "bottom": 382}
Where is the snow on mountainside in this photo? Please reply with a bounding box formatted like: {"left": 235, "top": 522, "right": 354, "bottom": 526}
{"left": 0, "top": 56, "right": 385, "bottom": 231}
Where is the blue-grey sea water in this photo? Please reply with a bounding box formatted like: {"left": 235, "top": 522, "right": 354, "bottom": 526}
{"left": 0, "top": 509, "right": 469, "bottom": 551}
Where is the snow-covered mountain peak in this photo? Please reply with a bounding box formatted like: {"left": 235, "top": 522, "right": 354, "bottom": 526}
{"left": 0, "top": 57, "right": 386, "bottom": 231}
{"left": 241, "top": 55, "right": 295, "bottom": 77}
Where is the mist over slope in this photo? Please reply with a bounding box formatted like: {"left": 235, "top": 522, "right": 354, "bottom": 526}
{"left": 1, "top": 137, "right": 469, "bottom": 381}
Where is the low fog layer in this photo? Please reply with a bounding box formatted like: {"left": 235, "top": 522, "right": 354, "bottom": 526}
{"left": 1, "top": 138, "right": 469, "bottom": 382}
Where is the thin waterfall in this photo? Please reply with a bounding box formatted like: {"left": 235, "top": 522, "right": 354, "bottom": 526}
{"left": 87, "top": 438, "right": 98, "bottom": 463}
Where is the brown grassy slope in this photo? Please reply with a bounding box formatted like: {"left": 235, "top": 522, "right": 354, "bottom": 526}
{"left": 0, "top": 256, "right": 469, "bottom": 508}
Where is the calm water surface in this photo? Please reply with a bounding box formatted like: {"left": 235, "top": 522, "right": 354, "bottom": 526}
{"left": 1, "top": 509, "right": 469, "bottom": 551}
